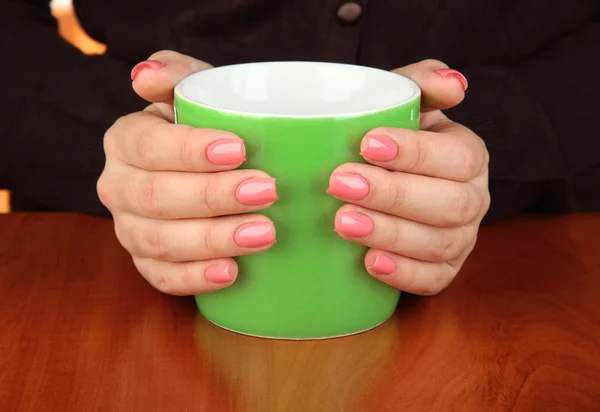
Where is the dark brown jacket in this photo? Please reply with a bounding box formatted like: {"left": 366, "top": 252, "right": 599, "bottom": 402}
{"left": 1, "top": 0, "right": 599, "bottom": 221}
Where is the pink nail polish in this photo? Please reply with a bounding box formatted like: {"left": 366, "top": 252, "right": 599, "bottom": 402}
{"left": 236, "top": 178, "right": 278, "bottom": 206}
{"left": 360, "top": 135, "right": 398, "bottom": 162}
{"left": 327, "top": 173, "right": 369, "bottom": 200}
{"left": 207, "top": 139, "right": 246, "bottom": 165}
{"left": 335, "top": 212, "right": 374, "bottom": 238}
{"left": 205, "top": 263, "right": 234, "bottom": 284}
{"left": 367, "top": 255, "right": 396, "bottom": 275}
{"left": 435, "top": 69, "right": 468, "bottom": 91}
{"left": 131, "top": 60, "right": 165, "bottom": 81}
{"left": 234, "top": 221, "right": 276, "bottom": 248}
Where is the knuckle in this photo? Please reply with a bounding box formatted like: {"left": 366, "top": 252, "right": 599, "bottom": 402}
{"left": 387, "top": 174, "right": 409, "bottom": 212}
{"left": 175, "top": 264, "right": 197, "bottom": 295}
{"left": 148, "top": 262, "right": 203, "bottom": 296}
{"left": 458, "top": 143, "right": 482, "bottom": 180}
{"left": 481, "top": 139, "right": 490, "bottom": 168}
{"left": 195, "top": 175, "right": 222, "bottom": 216}
{"left": 396, "top": 262, "right": 420, "bottom": 291}
{"left": 96, "top": 174, "right": 113, "bottom": 208}
{"left": 112, "top": 219, "right": 128, "bottom": 249}
{"left": 142, "top": 221, "right": 173, "bottom": 260}
{"left": 419, "top": 268, "right": 453, "bottom": 296}
{"left": 133, "top": 258, "right": 170, "bottom": 294}
{"left": 482, "top": 191, "right": 491, "bottom": 214}
{"left": 411, "top": 136, "right": 431, "bottom": 171}
{"left": 200, "top": 222, "right": 219, "bottom": 259}
{"left": 430, "top": 229, "right": 461, "bottom": 262}
{"left": 383, "top": 220, "right": 403, "bottom": 249}
{"left": 103, "top": 126, "right": 118, "bottom": 156}
{"left": 447, "top": 187, "right": 476, "bottom": 226}
{"left": 139, "top": 174, "right": 165, "bottom": 217}
{"left": 177, "top": 127, "right": 203, "bottom": 169}
{"left": 135, "top": 124, "right": 161, "bottom": 168}
{"left": 149, "top": 271, "right": 172, "bottom": 295}
{"left": 464, "top": 229, "right": 479, "bottom": 254}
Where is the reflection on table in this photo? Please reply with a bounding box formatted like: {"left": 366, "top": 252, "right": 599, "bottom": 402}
{"left": 1, "top": 212, "right": 599, "bottom": 411}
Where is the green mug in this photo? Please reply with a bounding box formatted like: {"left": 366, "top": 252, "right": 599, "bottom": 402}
{"left": 174, "top": 62, "right": 420, "bottom": 339}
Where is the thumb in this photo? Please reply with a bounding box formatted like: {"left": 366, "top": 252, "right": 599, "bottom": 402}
{"left": 131, "top": 50, "right": 213, "bottom": 103}
{"left": 393, "top": 59, "right": 467, "bottom": 112}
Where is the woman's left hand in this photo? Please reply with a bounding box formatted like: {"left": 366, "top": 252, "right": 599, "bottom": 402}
{"left": 328, "top": 60, "right": 490, "bottom": 295}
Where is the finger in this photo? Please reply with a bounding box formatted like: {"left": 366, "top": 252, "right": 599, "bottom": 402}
{"left": 327, "top": 163, "right": 484, "bottom": 227}
{"left": 333, "top": 205, "right": 475, "bottom": 263}
{"left": 131, "top": 50, "right": 213, "bottom": 103}
{"left": 358, "top": 125, "right": 488, "bottom": 182}
{"left": 107, "top": 112, "right": 245, "bottom": 172}
{"left": 116, "top": 214, "right": 276, "bottom": 262}
{"left": 392, "top": 59, "right": 466, "bottom": 111}
{"left": 111, "top": 167, "right": 277, "bottom": 219}
{"left": 364, "top": 249, "right": 458, "bottom": 296}
{"left": 133, "top": 256, "right": 238, "bottom": 296}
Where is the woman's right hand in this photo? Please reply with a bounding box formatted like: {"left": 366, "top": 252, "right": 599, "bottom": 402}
{"left": 97, "top": 51, "right": 278, "bottom": 295}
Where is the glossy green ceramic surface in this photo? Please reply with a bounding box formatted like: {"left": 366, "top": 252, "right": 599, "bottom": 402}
{"left": 174, "top": 63, "right": 420, "bottom": 339}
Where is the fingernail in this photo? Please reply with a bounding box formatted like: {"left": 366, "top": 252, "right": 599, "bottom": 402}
{"left": 205, "top": 263, "right": 234, "bottom": 284}
{"left": 235, "top": 221, "right": 276, "bottom": 248}
{"left": 335, "top": 212, "right": 374, "bottom": 238}
{"left": 435, "top": 69, "right": 468, "bottom": 91}
{"left": 367, "top": 255, "right": 396, "bottom": 275}
{"left": 131, "top": 60, "right": 165, "bottom": 81}
{"left": 327, "top": 173, "right": 369, "bottom": 201}
{"left": 207, "top": 139, "right": 246, "bottom": 165}
{"left": 360, "top": 135, "right": 398, "bottom": 162}
{"left": 236, "top": 178, "right": 278, "bottom": 206}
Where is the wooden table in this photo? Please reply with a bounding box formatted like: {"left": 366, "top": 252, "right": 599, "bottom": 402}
{"left": 1, "top": 213, "right": 599, "bottom": 411}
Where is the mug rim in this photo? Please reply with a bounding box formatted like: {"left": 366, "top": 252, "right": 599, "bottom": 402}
{"left": 174, "top": 61, "right": 421, "bottom": 119}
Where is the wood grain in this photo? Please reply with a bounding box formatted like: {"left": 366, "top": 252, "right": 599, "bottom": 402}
{"left": 0, "top": 213, "right": 599, "bottom": 411}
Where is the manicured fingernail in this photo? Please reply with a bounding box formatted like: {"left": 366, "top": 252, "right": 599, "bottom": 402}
{"left": 327, "top": 173, "right": 369, "bottom": 200}
{"left": 234, "top": 221, "right": 276, "bottom": 248}
{"left": 435, "top": 69, "right": 468, "bottom": 91}
{"left": 207, "top": 139, "right": 246, "bottom": 165}
{"left": 360, "top": 135, "right": 398, "bottom": 162}
{"left": 335, "top": 212, "right": 374, "bottom": 238}
{"left": 367, "top": 255, "right": 396, "bottom": 275}
{"left": 236, "top": 178, "right": 278, "bottom": 206}
{"left": 205, "top": 263, "right": 234, "bottom": 284}
{"left": 131, "top": 60, "right": 165, "bottom": 81}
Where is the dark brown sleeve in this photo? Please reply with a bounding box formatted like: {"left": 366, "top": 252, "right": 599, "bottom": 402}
{"left": 447, "top": 20, "right": 600, "bottom": 222}
{"left": 0, "top": 1, "right": 144, "bottom": 215}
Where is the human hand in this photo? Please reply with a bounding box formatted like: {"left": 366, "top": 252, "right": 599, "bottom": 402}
{"left": 97, "top": 51, "right": 278, "bottom": 295}
{"left": 328, "top": 60, "right": 490, "bottom": 295}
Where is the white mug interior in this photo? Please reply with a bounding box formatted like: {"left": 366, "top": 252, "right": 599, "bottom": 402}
{"left": 174, "top": 61, "right": 420, "bottom": 118}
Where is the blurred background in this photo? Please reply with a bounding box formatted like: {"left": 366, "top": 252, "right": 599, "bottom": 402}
{"left": 0, "top": 0, "right": 105, "bottom": 213}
